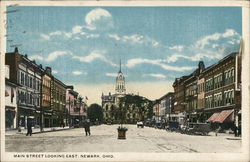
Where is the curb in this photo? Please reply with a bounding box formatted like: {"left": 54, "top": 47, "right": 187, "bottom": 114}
{"left": 7, "top": 127, "right": 73, "bottom": 135}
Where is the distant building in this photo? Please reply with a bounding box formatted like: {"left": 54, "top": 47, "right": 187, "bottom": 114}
{"left": 184, "top": 61, "right": 205, "bottom": 122}
{"left": 50, "top": 77, "right": 67, "bottom": 127}
{"left": 101, "top": 61, "right": 151, "bottom": 124}
{"left": 66, "top": 86, "right": 79, "bottom": 126}
{"left": 152, "top": 100, "right": 160, "bottom": 123}
{"left": 41, "top": 67, "right": 52, "bottom": 128}
{"left": 159, "top": 92, "right": 174, "bottom": 122}
{"left": 102, "top": 61, "right": 126, "bottom": 123}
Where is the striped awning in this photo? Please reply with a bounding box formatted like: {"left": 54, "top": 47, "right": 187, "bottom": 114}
{"left": 207, "top": 113, "right": 220, "bottom": 122}
{"left": 213, "top": 109, "right": 234, "bottom": 123}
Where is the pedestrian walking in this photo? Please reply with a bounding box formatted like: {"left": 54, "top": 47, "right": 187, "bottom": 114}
{"left": 84, "top": 119, "right": 91, "bottom": 136}
{"left": 26, "top": 119, "right": 32, "bottom": 136}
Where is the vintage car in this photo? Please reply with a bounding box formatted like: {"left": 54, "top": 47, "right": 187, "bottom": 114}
{"left": 137, "top": 121, "right": 144, "bottom": 128}
{"left": 181, "top": 123, "right": 211, "bottom": 135}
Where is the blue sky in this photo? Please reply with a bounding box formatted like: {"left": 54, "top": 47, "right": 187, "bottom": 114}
{"left": 6, "top": 6, "right": 242, "bottom": 103}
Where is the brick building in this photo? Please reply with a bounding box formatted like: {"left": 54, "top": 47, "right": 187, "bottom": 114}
{"left": 203, "top": 52, "right": 241, "bottom": 129}
{"left": 5, "top": 48, "right": 43, "bottom": 128}
{"left": 50, "top": 77, "right": 67, "bottom": 127}
{"left": 41, "top": 67, "right": 52, "bottom": 128}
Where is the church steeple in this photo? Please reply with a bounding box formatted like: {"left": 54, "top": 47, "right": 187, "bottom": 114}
{"left": 119, "top": 59, "right": 121, "bottom": 73}
{"left": 115, "top": 60, "right": 126, "bottom": 94}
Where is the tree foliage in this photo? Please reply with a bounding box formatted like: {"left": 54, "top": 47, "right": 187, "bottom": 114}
{"left": 119, "top": 94, "right": 153, "bottom": 121}
{"left": 87, "top": 104, "right": 103, "bottom": 122}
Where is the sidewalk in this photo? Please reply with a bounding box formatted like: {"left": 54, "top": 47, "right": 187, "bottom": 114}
{"left": 208, "top": 131, "right": 242, "bottom": 140}
{"left": 5, "top": 126, "right": 72, "bottom": 136}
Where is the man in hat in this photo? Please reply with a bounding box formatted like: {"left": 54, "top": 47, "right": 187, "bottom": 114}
{"left": 84, "top": 119, "right": 91, "bottom": 136}
{"left": 26, "top": 118, "right": 32, "bottom": 136}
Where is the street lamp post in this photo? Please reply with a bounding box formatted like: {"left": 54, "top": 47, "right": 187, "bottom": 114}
{"left": 68, "top": 96, "right": 71, "bottom": 127}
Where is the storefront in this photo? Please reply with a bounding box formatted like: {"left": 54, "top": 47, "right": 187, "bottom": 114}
{"left": 206, "top": 109, "right": 235, "bottom": 131}
{"left": 5, "top": 106, "right": 16, "bottom": 129}
{"left": 17, "top": 107, "right": 35, "bottom": 128}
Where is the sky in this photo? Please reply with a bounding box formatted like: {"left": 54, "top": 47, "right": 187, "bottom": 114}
{"left": 6, "top": 6, "right": 242, "bottom": 104}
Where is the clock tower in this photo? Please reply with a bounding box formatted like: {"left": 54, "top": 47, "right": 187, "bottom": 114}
{"left": 115, "top": 60, "right": 126, "bottom": 95}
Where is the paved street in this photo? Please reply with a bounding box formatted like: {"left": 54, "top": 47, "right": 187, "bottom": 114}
{"left": 5, "top": 124, "right": 241, "bottom": 153}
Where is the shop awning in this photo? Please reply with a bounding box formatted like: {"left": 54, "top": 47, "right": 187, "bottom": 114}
{"left": 213, "top": 109, "right": 234, "bottom": 123}
{"left": 207, "top": 113, "right": 220, "bottom": 122}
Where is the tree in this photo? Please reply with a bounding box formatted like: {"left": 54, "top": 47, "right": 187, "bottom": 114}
{"left": 87, "top": 104, "right": 103, "bottom": 123}
{"left": 119, "top": 94, "right": 153, "bottom": 123}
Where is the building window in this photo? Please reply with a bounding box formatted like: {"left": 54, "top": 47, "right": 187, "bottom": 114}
{"left": 33, "top": 78, "right": 36, "bottom": 89}
{"left": 38, "top": 98, "right": 40, "bottom": 106}
{"left": 25, "top": 92, "right": 28, "bottom": 104}
{"left": 205, "top": 95, "right": 213, "bottom": 108}
{"left": 25, "top": 74, "right": 28, "bottom": 86}
{"left": 205, "top": 78, "right": 213, "bottom": 92}
{"left": 20, "top": 72, "right": 25, "bottom": 85}
{"left": 224, "top": 90, "right": 234, "bottom": 105}
{"left": 214, "top": 92, "right": 222, "bottom": 107}
{"left": 225, "top": 68, "right": 235, "bottom": 85}
{"left": 29, "top": 94, "right": 33, "bottom": 104}
{"left": 30, "top": 77, "right": 33, "bottom": 88}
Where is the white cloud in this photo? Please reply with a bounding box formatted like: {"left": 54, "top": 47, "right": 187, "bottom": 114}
{"left": 169, "top": 45, "right": 184, "bottom": 52}
{"left": 108, "top": 34, "right": 121, "bottom": 41}
{"left": 212, "top": 44, "right": 219, "bottom": 48}
{"left": 222, "top": 29, "right": 238, "bottom": 38}
{"left": 72, "top": 71, "right": 83, "bottom": 75}
{"left": 28, "top": 51, "right": 72, "bottom": 62}
{"left": 72, "top": 26, "right": 83, "bottom": 34}
{"left": 49, "top": 31, "right": 62, "bottom": 36}
{"left": 152, "top": 40, "right": 159, "bottom": 47}
{"left": 123, "top": 34, "right": 144, "bottom": 44}
{"left": 105, "top": 73, "right": 118, "bottom": 77}
{"left": 195, "top": 29, "right": 239, "bottom": 49}
{"left": 45, "top": 51, "right": 72, "bottom": 62}
{"left": 73, "top": 50, "right": 117, "bottom": 67}
{"left": 29, "top": 55, "right": 44, "bottom": 61}
{"left": 64, "top": 32, "right": 72, "bottom": 38}
{"left": 86, "top": 34, "right": 100, "bottom": 38}
{"left": 126, "top": 58, "right": 195, "bottom": 72}
{"left": 143, "top": 73, "right": 166, "bottom": 79}
{"left": 52, "top": 70, "right": 58, "bottom": 74}
{"left": 166, "top": 53, "right": 222, "bottom": 63}
{"left": 85, "top": 8, "right": 113, "bottom": 30}
{"left": 108, "top": 33, "right": 161, "bottom": 48}
{"left": 73, "top": 36, "right": 81, "bottom": 40}
{"left": 40, "top": 34, "right": 50, "bottom": 40}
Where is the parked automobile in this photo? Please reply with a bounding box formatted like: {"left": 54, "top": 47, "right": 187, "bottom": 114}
{"left": 165, "top": 121, "right": 180, "bottom": 132}
{"left": 137, "top": 121, "right": 144, "bottom": 128}
{"left": 181, "top": 123, "right": 211, "bottom": 135}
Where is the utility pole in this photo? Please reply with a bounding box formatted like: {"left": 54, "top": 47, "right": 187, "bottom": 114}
{"left": 68, "top": 96, "right": 71, "bottom": 127}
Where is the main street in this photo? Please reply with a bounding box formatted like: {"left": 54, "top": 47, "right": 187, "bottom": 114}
{"left": 5, "top": 124, "right": 241, "bottom": 153}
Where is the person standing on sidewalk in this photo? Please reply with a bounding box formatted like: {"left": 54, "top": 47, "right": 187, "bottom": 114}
{"left": 84, "top": 119, "right": 91, "bottom": 136}
{"left": 26, "top": 119, "right": 32, "bottom": 136}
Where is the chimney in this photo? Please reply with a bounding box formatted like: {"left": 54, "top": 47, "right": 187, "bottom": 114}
{"left": 24, "top": 54, "right": 28, "bottom": 58}
{"left": 14, "top": 47, "right": 18, "bottom": 53}
{"left": 45, "top": 66, "right": 52, "bottom": 75}
{"left": 39, "top": 64, "right": 43, "bottom": 68}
